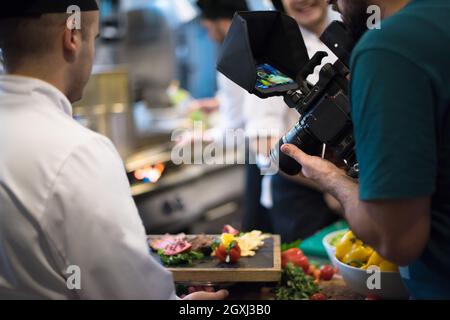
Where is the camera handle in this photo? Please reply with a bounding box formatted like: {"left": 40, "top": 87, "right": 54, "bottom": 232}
{"left": 296, "top": 51, "right": 329, "bottom": 85}
{"left": 292, "top": 51, "right": 329, "bottom": 96}
{"left": 283, "top": 52, "right": 330, "bottom": 112}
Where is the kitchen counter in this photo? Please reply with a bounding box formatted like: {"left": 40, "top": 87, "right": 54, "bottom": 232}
{"left": 231, "top": 276, "right": 363, "bottom": 300}
{"left": 177, "top": 276, "right": 364, "bottom": 300}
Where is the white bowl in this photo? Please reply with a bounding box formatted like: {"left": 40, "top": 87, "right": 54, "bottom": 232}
{"left": 322, "top": 230, "right": 348, "bottom": 269}
{"left": 335, "top": 257, "right": 410, "bottom": 300}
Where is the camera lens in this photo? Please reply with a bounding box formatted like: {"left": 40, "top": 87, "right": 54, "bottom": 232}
{"left": 270, "top": 123, "right": 321, "bottom": 175}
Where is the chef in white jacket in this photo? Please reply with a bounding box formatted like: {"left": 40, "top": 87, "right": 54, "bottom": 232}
{"left": 0, "top": 0, "right": 227, "bottom": 300}
{"left": 243, "top": 0, "right": 342, "bottom": 241}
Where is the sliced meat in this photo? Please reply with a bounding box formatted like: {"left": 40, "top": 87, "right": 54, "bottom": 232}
{"left": 149, "top": 234, "right": 186, "bottom": 251}
{"left": 189, "top": 235, "right": 216, "bottom": 252}
{"left": 164, "top": 240, "right": 192, "bottom": 256}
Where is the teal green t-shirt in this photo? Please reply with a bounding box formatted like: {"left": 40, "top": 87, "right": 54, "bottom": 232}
{"left": 350, "top": 0, "right": 450, "bottom": 298}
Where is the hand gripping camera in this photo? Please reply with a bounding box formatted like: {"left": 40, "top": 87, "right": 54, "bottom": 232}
{"left": 217, "top": 11, "right": 359, "bottom": 177}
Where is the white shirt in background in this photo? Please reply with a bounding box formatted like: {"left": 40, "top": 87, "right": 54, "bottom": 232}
{"left": 204, "top": 72, "right": 247, "bottom": 145}
{"left": 0, "top": 75, "right": 177, "bottom": 300}
{"left": 216, "top": 72, "right": 247, "bottom": 131}
{"left": 244, "top": 17, "right": 339, "bottom": 209}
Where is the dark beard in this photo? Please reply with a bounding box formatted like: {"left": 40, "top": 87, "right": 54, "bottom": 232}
{"left": 341, "top": 0, "right": 371, "bottom": 43}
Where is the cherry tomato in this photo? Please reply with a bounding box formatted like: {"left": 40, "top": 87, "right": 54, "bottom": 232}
{"left": 297, "top": 256, "right": 310, "bottom": 273}
{"left": 215, "top": 245, "right": 227, "bottom": 261}
{"left": 281, "top": 248, "right": 307, "bottom": 269}
{"left": 283, "top": 248, "right": 305, "bottom": 257}
{"left": 215, "top": 244, "right": 241, "bottom": 263}
{"left": 310, "top": 293, "right": 327, "bottom": 300}
{"left": 319, "top": 265, "right": 335, "bottom": 281}
{"left": 228, "top": 245, "right": 241, "bottom": 263}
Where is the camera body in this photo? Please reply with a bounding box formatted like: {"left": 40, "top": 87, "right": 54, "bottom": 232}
{"left": 217, "top": 11, "right": 358, "bottom": 176}
{"left": 272, "top": 55, "right": 356, "bottom": 176}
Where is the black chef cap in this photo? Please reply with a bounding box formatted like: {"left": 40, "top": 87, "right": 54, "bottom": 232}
{"left": 0, "top": 0, "right": 99, "bottom": 19}
{"left": 196, "top": 0, "right": 249, "bottom": 20}
{"left": 271, "top": 0, "right": 285, "bottom": 13}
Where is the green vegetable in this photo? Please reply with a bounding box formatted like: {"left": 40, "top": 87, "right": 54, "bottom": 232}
{"left": 281, "top": 239, "right": 302, "bottom": 252}
{"left": 158, "top": 250, "right": 204, "bottom": 267}
{"left": 329, "top": 230, "right": 347, "bottom": 247}
{"left": 276, "top": 263, "right": 320, "bottom": 300}
{"left": 190, "top": 110, "right": 204, "bottom": 122}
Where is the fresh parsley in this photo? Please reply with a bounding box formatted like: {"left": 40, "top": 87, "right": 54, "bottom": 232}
{"left": 276, "top": 263, "right": 319, "bottom": 300}
{"left": 158, "top": 250, "right": 204, "bottom": 267}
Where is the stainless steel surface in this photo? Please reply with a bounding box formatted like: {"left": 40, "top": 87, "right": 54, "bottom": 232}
{"left": 135, "top": 164, "right": 245, "bottom": 234}
{"left": 123, "top": 6, "right": 177, "bottom": 106}
{"left": 124, "top": 142, "right": 245, "bottom": 234}
{"left": 125, "top": 142, "right": 174, "bottom": 173}
{"left": 79, "top": 3, "right": 196, "bottom": 156}
{"left": 73, "top": 68, "right": 137, "bottom": 158}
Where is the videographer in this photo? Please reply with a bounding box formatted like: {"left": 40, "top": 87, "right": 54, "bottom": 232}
{"left": 281, "top": 0, "right": 450, "bottom": 298}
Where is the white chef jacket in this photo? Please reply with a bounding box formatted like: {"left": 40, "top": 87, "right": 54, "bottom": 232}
{"left": 0, "top": 75, "right": 177, "bottom": 300}
{"left": 244, "top": 16, "right": 339, "bottom": 208}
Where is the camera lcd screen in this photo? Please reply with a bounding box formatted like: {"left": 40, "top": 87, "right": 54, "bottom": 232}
{"left": 255, "top": 63, "right": 298, "bottom": 93}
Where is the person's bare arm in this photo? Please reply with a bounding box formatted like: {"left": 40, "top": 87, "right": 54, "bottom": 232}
{"left": 280, "top": 172, "right": 325, "bottom": 192}
{"left": 281, "top": 144, "right": 431, "bottom": 266}
{"left": 188, "top": 98, "right": 220, "bottom": 114}
{"left": 324, "top": 193, "right": 344, "bottom": 215}
{"left": 183, "top": 290, "right": 229, "bottom": 300}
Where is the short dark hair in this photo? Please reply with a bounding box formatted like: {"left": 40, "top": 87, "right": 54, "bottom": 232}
{"left": 0, "top": 15, "right": 65, "bottom": 59}
{"left": 196, "top": 0, "right": 249, "bottom": 20}
{"left": 0, "top": 13, "right": 95, "bottom": 68}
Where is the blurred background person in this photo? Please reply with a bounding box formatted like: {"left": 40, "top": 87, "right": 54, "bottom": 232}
{"left": 188, "top": 0, "right": 271, "bottom": 232}
{"left": 191, "top": 0, "right": 249, "bottom": 132}
{"left": 244, "top": 0, "right": 342, "bottom": 242}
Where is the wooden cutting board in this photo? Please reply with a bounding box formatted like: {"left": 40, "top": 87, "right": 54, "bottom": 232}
{"left": 148, "top": 235, "right": 282, "bottom": 283}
